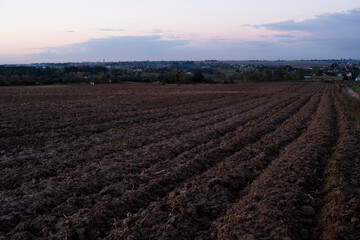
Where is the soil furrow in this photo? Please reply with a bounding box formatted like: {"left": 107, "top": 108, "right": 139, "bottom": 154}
{"left": 0, "top": 82, "right": 302, "bottom": 149}
{"left": 206, "top": 92, "right": 337, "bottom": 239}
{"left": 0, "top": 82, "right": 302, "bottom": 154}
{"left": 311, "top": 94, "right": 360, "bottom": 239}
{"left": 111, "top": 92, "right": 321, "bottom": 240}
{"left": 0, "top": 94, "right": 232, "bottom": 153}
{"left": 26, "top": 95, "right": 310, "bottom": 239}
{"left": 0, "top": 93, "right": 276, "bottom": 193}
{"left": 1, "top": 92, "right": 294, "bottom": 234}
{"left": 0, "top": 94, "right": 244, "bottom": 169}
{"left": 2, "top": 82, "right": 357, "bottom": 240}
{"left": 0, "top": 94, "right": 270, "bottom": 190}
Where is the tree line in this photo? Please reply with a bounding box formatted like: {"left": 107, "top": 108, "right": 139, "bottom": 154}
{"left": 0, "top": 65, "right": 312, "bottom": 86}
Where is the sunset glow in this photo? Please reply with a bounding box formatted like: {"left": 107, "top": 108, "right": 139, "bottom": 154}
{"left": 1, "top": 0, "right": 359, "bottom": 63}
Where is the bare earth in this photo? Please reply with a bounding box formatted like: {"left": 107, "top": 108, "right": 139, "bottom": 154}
{"left": 0, "top": 83, "right": 359, "bottom": 239}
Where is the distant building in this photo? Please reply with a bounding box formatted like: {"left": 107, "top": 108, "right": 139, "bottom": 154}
{"left": 356, "top": 76, "right": 360, "bottom": 81}
{"left": 347, "top": 72, "right": 352, "bottom": 77}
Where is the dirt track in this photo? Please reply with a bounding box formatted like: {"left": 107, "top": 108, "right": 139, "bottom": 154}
{"left": 0, "top": 83, "right": 359, "bottom": 239}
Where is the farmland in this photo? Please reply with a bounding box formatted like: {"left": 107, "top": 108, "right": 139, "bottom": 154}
{"left": 1, "top": 82, "right": 360, "bottom": 239}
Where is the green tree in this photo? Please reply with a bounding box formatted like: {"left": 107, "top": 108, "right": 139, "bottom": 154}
{"left": 273, "top": 66, "right": 285, "bottom": 81}
{"left": 165, "top": 71, "right": 177, "bottom": 83}
{"left": 192, "top": 70, "right": 205, "bottom": 83}
{"left": 297, "top": 68, "right": 305, "bottom": 80}
{"left": 261, "top": 70, "right": 273, "bottom": 82}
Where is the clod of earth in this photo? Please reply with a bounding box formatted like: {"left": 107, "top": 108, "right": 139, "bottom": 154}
{"left": 0, "top": 83, "right": 359, "bottom": 239}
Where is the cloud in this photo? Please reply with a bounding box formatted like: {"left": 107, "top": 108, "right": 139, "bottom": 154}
{"left": 97, "top": 28, "right": 124, "bottom": 32}
{"left": 26, "top": 36, "right": 191, "bottom": 62}
{"left": 251, "top": 8, "right": 360, "bottom": 58}
{"left": 259, "top": 34, "right": 296, "bottom": 40}
{"left": 274, "top": 34, "right": 294, "bottom": 38}
{"left": 25, "top": 36, "right": 283, "bottom": 62}
{"left": 261, "top": 8, "right": 360, "bottom": 38}
{"left": 9, "top": 8, "right": 360, "bottom": 63}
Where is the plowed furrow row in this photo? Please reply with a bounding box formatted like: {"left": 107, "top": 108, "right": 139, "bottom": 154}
{"left": 113, "top": 93, "right": 321, "bottom": 240}
{"left": 0, "top": 94, "right": 232, "bottom": 151}
{"left": 0, "top": 94, "right": 245, "bottom": 169}
{"left": 27, "top": 95, "right": 311, "bottom": 239}
{"left": 0, "top": 82, "right": 304, "bottom": 153}
{"left": 1, "top": 94, "right": 293, "bottom": 234}
{"left": 2, "top": 94, "right": 248, "bottom": 158}
{"left": 2, "top": 92, "right": 227, "bottom": 131}
{"left": 0, "top": 82, "right": 305, "bottom": 146}
{"left": 3, "top": 82, "right": 355, "bottom": 240}
{"left": 207, "top": 93, "right": 336, "bottom": 239}
{"left": 311, "top": 95, "right": 360, "bottom": 239}
{"left": 0, "top": 94, "right": 275, "bottom": 192}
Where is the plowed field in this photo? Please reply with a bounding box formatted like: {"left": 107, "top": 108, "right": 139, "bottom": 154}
{"left": 1, "top": 83, "right": 359, "bottom": 240}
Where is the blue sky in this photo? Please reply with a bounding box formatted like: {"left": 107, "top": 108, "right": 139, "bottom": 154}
{"left": 0, "top": 0, "right": 359, "bottom": 63}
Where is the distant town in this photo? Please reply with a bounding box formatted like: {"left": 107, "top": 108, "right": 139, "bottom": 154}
{"left": 1, "top": 59, "right": 360, "bottom": 86}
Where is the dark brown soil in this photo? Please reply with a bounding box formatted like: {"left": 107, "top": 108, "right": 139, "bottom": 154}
{"left": 0, "top": 83, "right": 359, "bottom": 239}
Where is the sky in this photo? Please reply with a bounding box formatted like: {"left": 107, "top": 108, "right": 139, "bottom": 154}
{"left": 0, "top": 0, "right": 360, "bottom": 63}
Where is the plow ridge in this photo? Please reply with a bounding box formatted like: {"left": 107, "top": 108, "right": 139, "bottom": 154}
{"left": 1, "top": 82, "right": 359, "bottom": 240}
{"left": 206, "top": 93, "right": 337, "bottom": 239}
{"left": 311, "top": 95, "right": 360, "bottom": 239}
{"left": 4, "top": 94, "right": 296, "bottom": 236}
{"left": 1, "top": 89, "right": 293, "bottom": 234}
{"left": 50, "top": 95, "right": 310, "bottom": 238}
{"left": 0, "top": 94, "right": 267, "bottom": 190}
{"left": 112, "top": 94, "right": 321, "bottom": 239}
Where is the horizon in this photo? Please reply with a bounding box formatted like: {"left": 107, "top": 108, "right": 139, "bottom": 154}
{"left": 3, "top": 59, "right": 360, "bottom": 66}
{"left": 1, "top": 0, "right": 360, "bottom": 64}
